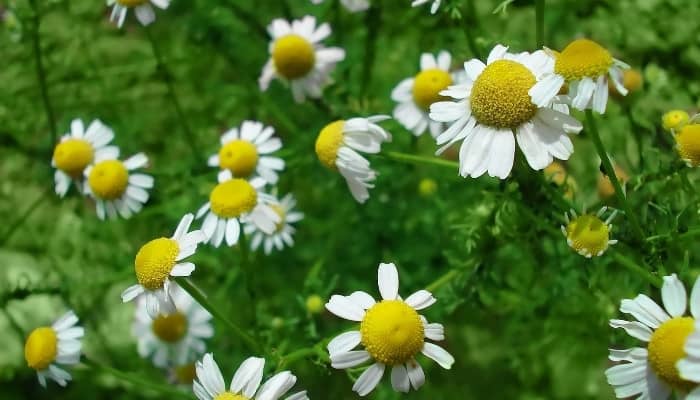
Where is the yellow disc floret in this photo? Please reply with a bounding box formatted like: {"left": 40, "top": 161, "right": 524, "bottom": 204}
{"left": 662, "top": 110, "right": 690, "bottom": 132}
{"left": 218, "top": 140, "right": 259, "bottom": 177}
{"left": 272, "top": 34, "right": 316, "bottom": 80}
{"left": 134, "top": 237, "right": 180, "bottom": 290}
{"left": 53, "top": 139, "right": 94, "bottom": 177}
{"left": 470, "top": 60, "right": 538, "bottom": 129}
{"left": 676, "top": 124, "right": 700, "bottom": 167}
{"left": 360, "top": 300, "right": 425, "bottom": 366}
{"left": 24, "top": 327, "right": 58, "bottom": 370}
{"left": 647, "top": 317, "right": 695, "bottom": 391}
{"left": 116, "top": 0, "right": 148, "bottom": 6}
{"left": 209, "top": 179, "right": 258, "bottom": 218}
{"left": 412, "top": 69, "right": 453, "bottom": 110}
{"left": 554, "top": 39, "right": 614, "bottom": 81}
{"left": 213, "top": 393, "right": 247, "bottom": 400}
{"left": 152, "top": 311, "right": 188, "bottom": 343}
{"left": 88, "top": 159, "right": 129, "bottom": 200}
{"left": 565, "top": 214, "right": 610, "bottom": 257}
{"left": 315, "top": 120, "right": 345, "bottom": 170}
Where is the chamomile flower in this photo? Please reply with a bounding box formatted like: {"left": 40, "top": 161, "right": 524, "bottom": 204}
{"left": 83, "top": 153, "right": 154, "bottom": 220}
{"left": 259, "top": 16, "right": 346, "bottom": 103}
{"left": 675, "top": 124, "right": 700, "bottom": 167}
{"left": 193, "top": 353, "right": 308, "bottom": 400}
{"left": 662, "top": 110, "right": 690, "bottom": 133}
{"left": 196, "top": 170, "right": 280, "bottom": 248}
{"left": 392, "top": 51, "right": 460, "bottom": 138}
{"left": 561, "top": 208, "right": 617, "bottom": 258}
{"left": 529, "top": 38, "right": 630, "bottom": 114}
{"left": 411, "top": 0, "right": 441, "bottom": 14}
{"left": 315, "top": 116, "right": 392, "bottom": 203}
{"left": 121, "top": 213, "right": 206, "bottom": 318}
{"left": 326, "top": 262, "right": 454, "bottom": 396}
{"left": 207, "top": 121, "right": 285, "bottom": 185}
{"left": 310, "top": 0, "right": 369, "bottom": 12}
{"left": 677, "top": 306, "right": 700, "bottom": 398}
{"left": 107, "top": 0, "right": 170, "bottom": 28}
{"left": 52, "top": 119, "right": 117, "bottom": 198}
{"left": 133, "top": 282, "right": 213, "bottom": 368}
{"left": 25, "top": 310, "right": 84, "bottom": 388}
{"left": 430, "top": 44, "right": 583, "bottom": 179}
{"left": 606, "top": 274, "right": 700, "bottom": 399}
{"left": 244, "top": 193, "right": 303, "bottom": 255}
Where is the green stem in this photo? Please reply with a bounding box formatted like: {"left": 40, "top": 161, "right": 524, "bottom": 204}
{"left": 384, "top": 151, "right": 459, "bottom": 170}
{"left": 277, "top": 343, "right": 327, "bottom": 370}
{"left": 462, "top": 0, "right": 482, "bottom": 59}
{"left": 29, "top": 0, "right": 57, "bottom": 146}
{"left": 611, "top": 251, "right": 662, "bottom": 288}
{"left": 0, "top": 188, "right": 50, "bottom": 247}
{"left": 426, "top": 269, "right": 460, "bottom": 292}
{"left": 360, "top": 5, "right": 380, "bottom": 98}
{"left": 84, "top": 358, "right": 191, "bottom": 399}
{"left": 535, "top": 0, "right": 545, "bottom": 48}
{"left": 238, "top": 230, "right": 260, "bottom": 334}
{"left": 176, "top": 277, "right": 261, "bottom": 352}
{"left": 585, "top": 110, "right": 646, "bottom": 242}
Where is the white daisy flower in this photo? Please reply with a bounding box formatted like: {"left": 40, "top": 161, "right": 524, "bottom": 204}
{"left": 606, "top": 274, "right": 700, "bottom": 399}
{"left": 196, "top": 170, "right": 280, "bottom": 248}
{"left": 207, "top": 121, "right": 285, "bottom": 185}
{"left": 411, "top": 0, "right": 441, "bottom": 14}
{"left": 244, "top": 193, "right": 304, "bottom": 255}
{"left": 121, "top": 213, "right": 207, "bottom": 318}
{"left": 392, "top": 51, "right": 460, "bottom": 138}
{"left": 107, "top": 0, "right": 170, "bottom": 28}
{"left": 52, "top": 118, "right": 118, "bottom": 198}
{"left": 529, "top": 38, "right": 630, "bottom": 114}
{"left": 24, "top": 310, "right": 84, "bottom": 388}
{"left": 314, "top": 116, "right": 392, "bottom": 203}
{"left": 678, "top": 307, "right": 700, "bottom": 398}
{"left": 326, "top": 262, "right": 454, "bottom": 396}
{"left": 259, "top": 16, "right": 346, "bottom": 103}
{"left": 561, "top": 207, "right": 618, "bottom": 258}
{"left": 192, "top": 353, "right": 308, "bottom": 400}
{"left": 83, "top": 152, "right": 154, "bottom": 220}
{"left": 310, "top": 0, "right": 370, "bottom": 12}
{"left": 429, "top": 44, "right": 583, "bottom": 179}
{"left": 133, "top": 282, "right": 213, "bottom": 368}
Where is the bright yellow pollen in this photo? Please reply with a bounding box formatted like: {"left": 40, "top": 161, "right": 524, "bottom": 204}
{"left": 470, "top": 60, "right": 538, "bottom": 129}
{"left": 676, "top": 124, "right": 700, "bottom": 167}
{"left": 315, "top": 120, "right": 345, "bottom": 170}
{"left": 272, "top": 34, "right": 316, "bottom": 80}
{"left": 218, "top": 140, "right": 259, "bottom": 177}
{"left": 270, "top": 204, "right": 286, "bottom": 232}
{"left": 554, "top": 38, "right": 614, "bottom": 81}
{"left": 662, "top": 110, "right": 690, "bottom": 132}
{"left": 209, "top": 179, "right": 258, "bottom": 218}
{"left": 565, "top": 215, "right": 610, "bottom": 257}
{"left": 360, "top": 300, "right": 424, "bottom": 366}
{"left": 647, "top": 317, "right": 695, "bottom": 392}
{"left": 116, "top": 0, "right": 148, "bottom": 6}
{"left": 24, "top": 327, "right": 58, "bottom": 370}
{"left": 412, "top": 68, "right": 453, "bottom": 110}
{"left": 152, "top": 311, "right": 188, "bottom": 343}
{"left": 88, "top": 159, "right": 129, "bottom": 200}
{"left": 134, "top": 237, "right": 180, "bottom": 290}
{"left": 213, "top": 392, "right": 248, "bottom": 400}
{"left": 174, "top": 363, "right": 197, "bottom": 384}
{"left": 53, "top": 139, "right": 94, "bottom": 177}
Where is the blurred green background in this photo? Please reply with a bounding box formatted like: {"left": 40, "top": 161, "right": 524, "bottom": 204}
{"left": 2, "top": 0, "right": 700, "bottom": 398}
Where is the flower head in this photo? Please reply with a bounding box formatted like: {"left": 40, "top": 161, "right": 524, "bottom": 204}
{"left": 25, "top": 311, "right": 84, "bottom": 387}
{"left": 662, "top": 110, "right": 690, "bottom": 132}
{"left": 544, "top": 161, "right": 576, "bottom": 199}
{"left": 244, "top": 193, "right": 303, "bottom": 254}
{"left": 675, "top": 124, "right": 700, "bottom": 167}
{"left": 561, "top": 207, "right": 617, "bottom": 258}
{"left": 106, "top": 0, "right": 170, "bottom": 28}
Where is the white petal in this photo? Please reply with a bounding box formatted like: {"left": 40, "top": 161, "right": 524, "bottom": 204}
{"left": 230, "top": 356, "right": 265, "bottom": 398}
{"left": 325, "top": 295, "right": 366, "bottom": 321}
{"left": 421, "top": 343, "right": 454, "bottom": 369}
{"left": 609, "top": 319, "right": 653, "bottom": 342}
{"left": 406, "top": 360, "right": 425, "bottom": 390}
{"left": 404, "top": 290, "right": 436, "bottom": 310}
{"left": 170, "top": 262, "right": 195, "bottom": 277}
{"left": 327, "top": 331, "right": 362, "bottom": 356}
{"left": 390, "top": 364, "right": 410, "bottom": 393}
{"left": 662, "top": 274, "right": 687, "bottom": 317}
{"left": 620, "top": 295, "right": 670, "bottom": 329}
{"left": 377, "top": 262, "right": 399, "bottom": 300}
{"left": 352, "top": 363, "right": 385, "bottom": 396}
{"left": 330, "top": 350, "right": 371, "bottom": 369}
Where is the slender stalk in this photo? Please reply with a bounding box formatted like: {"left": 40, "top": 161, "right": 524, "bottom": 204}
{"left": 84, "top": 358, "right": 191, "bottom": 399}
{"left": 360, "top": 5, "right": 381, "bottom": 98}
{"left": 585, "top": 110, "right": 646, "bottom": 242}
{"left": 0, "top": 188, "right": 50, "bottom": 247}
{"left": 28, "top": 0, "right": 57, "bottom": 145}
{"left": 611, "top": 251, "right": 662, "bottom": 288}
{"left": 535, "top": 0, "right": 545, "bottom": 48}
{"left": 384, "top": 151, "right": 459, "bottom": 170}
{"left": 426, "top": 269, "right": 460, "bottom": 292}
{"left": 277, "top": 343, "right": 327, "bottom": 370}
{"left": 237, "top": 231, "right": 260, "bottom": 333}
{"left": 223, "top": 0, "right": 268, "bottom": 40}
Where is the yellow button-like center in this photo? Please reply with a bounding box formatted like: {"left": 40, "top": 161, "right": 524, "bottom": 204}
{"left": 315, "top": 120, "right": 345, "bottom": 170}
{"left": 152, "top": 311, "right": 188, "bottom": 343}
{"left": 470, "top": 60, "right": 538, "bottom": 129}
{"left": 662, "top": 110, "right": 690, "bottom": 132}
{"left": 134, "top": 237, "right": 180, "bottom": 290}
{"left": 305, "top": 294, "right": 324, "bottom": 314}
{"left": 53, "top": 139, "right": 94, "bottom": 177}
{"left": 88, "top": 159, "right": 129, "bottom": 200}
{"left": 554, "top": 38, "right": 614, "bottom": 81}
{"left": 209, "top": 179, "right": 258, "bottom": 219}
{"left": 676, "top": 124, "right": 700, "bottom": 167}
{"left": 647, "top": 317, "right": 695, "bottom": 392}
{"left": 565, "top": 215, "right": 610, "bottom": 257}
{"left": 116, "top": 0, "right": 148, "bottom": 6}
{"left": 412, "top": 68, "right": 453, "bottom": 110}
{"left": 360, "top": 300, "right": 425, "bottom": 366}
{"left": 25, "top": 327, "right": 58, "bottom": 370}
{"left": 218, "top": 140, "right": 259, "bottom": 178}
{"left": 174, "top": 363, "right": 197, "bottom": 384}
{"left": 213, "top": 392, "right": 248, "bottom": 400}
{"left": 272, "top": 34, "right": 316, "bottom": 80}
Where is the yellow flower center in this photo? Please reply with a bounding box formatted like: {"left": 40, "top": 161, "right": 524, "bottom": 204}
{"left": 315, "top": 120, "right": 345, "bottom": 170}
{"left": 412, "top": 68, "right": 453, "bottom": 110}
{"left": 24, "top": 327, "right": 58, "bottom": 370}
{"left": 272, "top": 34, "right": 316, "bottom": 80}
{"left": 174, "top": 363, "right": 197, "bottom": 384}
{"left": 218, "top": 140, "right": 259, "bottom": 178}
{"left": 88, "top": 159, "right": 129, "bottom": 200}
{"left": 305, "top": 294, "right": 324, "bottom": 314}
{"left": 53, "top": 139, "right": 94, "bottom": 177}
{"left": 209, "top": 179, "right": 258, "bottom": 218}
{"left": 152, "top": 311, "right": 188, "bottom": 343}
{"left": 470, "top": 60, "right": 538, "bottom": 129}
{"left": 554, "top": 38, "right": 614, "bottom": 81}
{"left": 676, "top": 124, "right": 700, "bottom": 167}
{"left": 647, "top": 317, "right": 695, "bottom": 391}
{"left": 565, "top": 214, "right": 610, "bottom": 257}
{"left": 134, "top": 237, "right": 180, "bottom": 290}
{"left": 270, "top": 204, "right": 286, "bottom": 232}
{"left": 116, "top": 0, "right": 148, "bottom": 6}
{"left": 662, "top": 110, "right": 690, "bottom": 132}
{"left": 213, "top": 392, "right": 248, "bottom": 400}
{"left": 360, "top": 300, "right": 425, "bottom": 366}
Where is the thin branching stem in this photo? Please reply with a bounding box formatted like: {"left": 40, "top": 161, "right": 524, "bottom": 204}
{"left": 29, "top": 0, "right": 57, "bottom": 147}
{"left": 611, "top": 251, "right": 663, "bottom": 288}
{"left": 0, "top": 187, "right": 50, "bottom": 247}
{"left": 384, "top": 151, "right": 460, "bottom": 170}
{"left": 83, "top": 358, "right": 192, "bottom": 399}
